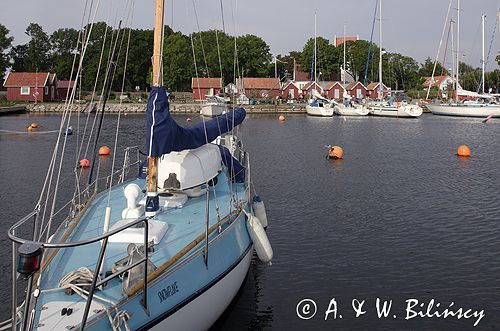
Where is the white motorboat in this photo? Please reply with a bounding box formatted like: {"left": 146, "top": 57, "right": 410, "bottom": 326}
{"left": 200, "top": 95, "right": 227, "bottom": 117}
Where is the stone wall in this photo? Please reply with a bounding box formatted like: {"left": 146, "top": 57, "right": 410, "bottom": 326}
{"left": 26, "top": 102, "right": 306, "bottom": 114}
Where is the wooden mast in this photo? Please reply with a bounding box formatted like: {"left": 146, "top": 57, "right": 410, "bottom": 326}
{"left": 146, "top": 0, "right": 165, "bottom": 216}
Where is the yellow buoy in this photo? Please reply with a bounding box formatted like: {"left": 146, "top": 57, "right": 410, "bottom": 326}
{"left": 27, "top": 126, "right": 33, "bottom": 132}
{"left": 457, "top": 145, "right": 471, "bottom": 157}
{"left": 327, "top": 146, "right": 343, "bottom": 159}
{"left": 99, "top": 146, "right": 111, "bottom": 155}
{"left": 278, "top": 115, "right": 285, "bottom": 122}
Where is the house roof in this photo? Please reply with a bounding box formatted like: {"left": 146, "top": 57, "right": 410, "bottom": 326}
{"left": 335, "top": 36, "right": 359, "bottom": 47}
{"left": 324, "top": 81, "right": 345, "bottom": 91}
{"left": 366, "top": 82, "right": 388, "bottom": 91}
{"left": 301, "top": 81, "right": 323, "bottom": 91}
{"left": 191, "top": 77, "right": 222, "bottom": 89}
{"left": 57, "top": 80, "right": 75, "bottom": 89}
{"left": 345, "top": 82, "right": 366, "bottom": 90}
{"left": 282, "top": 80, "right": 299, "bottom": 90}
{"left": 238, "top": 78, "right": 280, "bottom": 90}
{"left": 422, "top": 75, "right": 449, "bottom": 88}
{"left": 3, "top": 72, "right": 52, "bottom": 88}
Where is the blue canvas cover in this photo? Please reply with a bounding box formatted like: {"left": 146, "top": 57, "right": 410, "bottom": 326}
{"left": 146, "top": 86, "right": 246, "bottom": 157}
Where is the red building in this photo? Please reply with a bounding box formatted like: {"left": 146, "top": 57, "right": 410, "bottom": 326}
{"left": 345, "top": 82, "right": 367, "bottom": 99}
{"left": 3, "top": 72, "right": 57, "bottom": 102}
{"left": 56, "top": 80, "right": 76, "bottom": 100}
{"left": 323, "top": 81, "right": 346, "bottom": 100}
{"left": 334, "top": 35, "right": 359, "bottom": 47}
{"left": 281, "top": 81, "right": 300, "bottom": 100}
{"left": 301, "top": 81, "right": 323, "bottom": 97}
{"left": 366, "top": 82, "right": 389, "bottom": 99}
{"left": 191, "top": 77, "right": 223, "bottom": 100}
{"left": 236, "top": 78, "right": 281, "bottom": 99}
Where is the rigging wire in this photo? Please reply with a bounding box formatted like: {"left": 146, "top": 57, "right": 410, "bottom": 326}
{"left": 191, "top": 0, "right": 210, "bottom": 77}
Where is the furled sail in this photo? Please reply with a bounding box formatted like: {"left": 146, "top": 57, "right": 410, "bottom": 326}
{"left": 146, "top": 87, "right": 246, "bottom": 157}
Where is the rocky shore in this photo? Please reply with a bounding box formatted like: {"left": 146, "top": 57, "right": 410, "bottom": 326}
{"left": 25, "top": 103, "right": 306, "bottom": 114}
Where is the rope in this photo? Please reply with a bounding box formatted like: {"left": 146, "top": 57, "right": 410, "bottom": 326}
{"left": 191, "top": 0, "right": 210, "bottom": 77}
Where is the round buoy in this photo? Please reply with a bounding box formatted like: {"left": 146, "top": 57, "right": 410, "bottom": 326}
{"left": 457, "top": 145, "right": 471, "bottom": 157}
{"left": 79, "top": 159, "right": 90, "bottom": 168}
{"left": 31, "top": 123, "right": 39, "bottom": 128}
{"left": 327, "top": 146, "right": 343, "bottom": 159}
{"left": 98, "top": 146, "right": 110, "bottom": 156}
{"left": 186, "top": 117, "right": 192, "bottom": 122}
{"left": 278, "top": 115, "right": 285, "bottom": 122}
{"left": 27, "top": 126, "right": 33, "bottom": 132}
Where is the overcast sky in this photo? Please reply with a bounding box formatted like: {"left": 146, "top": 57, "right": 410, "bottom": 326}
{"left": 2, "top": 0, "right": 500, "bottom": 70}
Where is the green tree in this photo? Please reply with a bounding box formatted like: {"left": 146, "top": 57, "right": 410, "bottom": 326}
{"left": 300, "top": 37, "right": 338, "bottom": 81}
{"left": 10, "top": 44, "right": 28, "bottom": 72}
{"left": 418, "top": 57, "right": 448, "bottom": 78}
{"left": 24, "top": 23, "right": 50, "bottom": 71}
{"left": 236, "top": 34, "right": 272, "bottom": 78}
{"left": 163, "top": 32, "right": 194, "bottom": 91}
{"left": 385, "top": 52, "right": 420, "bottom": 90}
{"left": 0, "top": 24, "right": 13, "bottom": 79}
{"left": 50, "top": 28, "right": 79, "bottom": 79}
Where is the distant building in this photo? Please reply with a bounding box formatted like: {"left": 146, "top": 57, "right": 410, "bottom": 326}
{"left": 302, "top": 81, "right": 323, "bottom": 98}
{"left": 323, "top": 81, "right": 346, "bottom": 100}
{"left": 56, "top": 80, "right": 76, "bottom": 100}
{"left": 236, "top": 77, "right": 281, "bottom": 99}
{"left": 345, "top": 81, "right": 367, "bottom": 99}
{"left": 422, "top": 75, "right": 453, "bottom": 92}
{"left": 191, "top": 77, "right": 223, "bottom": 100}
{"left": 3, "top": 72, "right": 57, "bottom": 102}
{"left": 366, "top": 82, "right": 389, "bottom": 99}
{"left": 281, "top": 80, "right": 301, "bottom": 100}
{"left": 334, "top": 35, "right": 359, "bottom": 47}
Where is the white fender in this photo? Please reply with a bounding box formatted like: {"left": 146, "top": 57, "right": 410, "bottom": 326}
{"left": 246, "top": 214, "right": 273, "bottom": 263}
{"left": 252, "top": 196, "right": 268, "bottom": 228}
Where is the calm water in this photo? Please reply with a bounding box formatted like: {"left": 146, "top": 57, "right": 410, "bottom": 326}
{"left": 1, "top": 112, "right": 499, "bottom": 330}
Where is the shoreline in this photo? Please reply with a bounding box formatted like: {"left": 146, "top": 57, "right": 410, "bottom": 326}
{"left": 20, "top": 102, "right": 307, "bottom": 114}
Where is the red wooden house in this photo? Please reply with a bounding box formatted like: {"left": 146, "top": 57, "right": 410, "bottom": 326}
{"left": 323, "top": 81, "right": 346, "bottom": 100}
{"left": 366, "top": 82, "right": 389, "bottom": 99}
{"left": 301, "top": 81, "right": 323, "bottom": 98}
{"left": 236, "top": 78, "right": 281, "bottom": 99}
{"left": 56, "top": 80, "right": 76, "bottom": 100}
{"left": 281, "top": 81, "right": 300, "bottom": 100}
{"left": 3, "top": 72, "right": 57, "bottom": 102}
{"left": 191, "top": 77, "right": 223, "bottom": 100}
{"left": 345, "top": 82, "right": 367, "bottom": 99}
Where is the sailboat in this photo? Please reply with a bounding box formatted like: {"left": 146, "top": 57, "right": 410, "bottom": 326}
{"left": 5, "top": 1, "right": 272, "bottom": 330}
{"left": 427, "top": 2, "right": 500, "bottom": 118}
{"left": 333, "top": 24, "right": 369, "bottom": 116}
{"left": 368, "top": 0, "right": 423, "bottom": 118}
{"left": 305, "top": 14, "right": 334, "bottom": 117}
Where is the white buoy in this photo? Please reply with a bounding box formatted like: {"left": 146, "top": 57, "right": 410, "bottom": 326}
{"left": 246, "top": 214, "right": 273, "bottom": 263}
{"left": 252, "top": 195, "right": 268, "bottom": 228}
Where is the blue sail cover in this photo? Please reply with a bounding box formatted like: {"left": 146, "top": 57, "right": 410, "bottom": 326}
{"left": 146, "top": 87, "right": 246, "bottom": 157}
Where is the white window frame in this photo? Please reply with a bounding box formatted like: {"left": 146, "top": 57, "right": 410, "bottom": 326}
{"left": 334, "top": 89, "right": 340, "bottom": 99}
{"left": 20, "top": 86, "right": 30, "bottom": 95}
{"left": 356, "top": 88, "right": 362, "bottom": 99}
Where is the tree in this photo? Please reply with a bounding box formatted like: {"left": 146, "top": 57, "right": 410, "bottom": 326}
{"left": 299, "top": 37, "right": 338, "bottom": 81}
{"left": 385, "top": 52, "right": 420, "bottom": 90}
{"left": 50, "top": 28, "right": 79, "bottom": 79}
{"left": 343, "top": 40, "right": 379, "bottom": 83}
{"left": 10, "top": 44, "right": 28, "bottom": 72}
{"left": 236, "top": 34, "right": 272, "bottom": 78}
{"left": 163, "top": 32, "right": 194, "bottom": 91}
{"left": 0, "top": 24, "right": 13, "bottom": 79}
{"left": 24, "top": 23, "right": 50, "bottom": 71}
{"left": 418, "top": 57, "right": 448, "bottom": 78}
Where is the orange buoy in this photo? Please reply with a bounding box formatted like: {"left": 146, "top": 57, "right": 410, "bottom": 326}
{"left": 327, "top": 146, "right": 343, "bottom": 159}
{"left": 79, "top": 159, "right": 90, "bottom": 167}
{"left": 278, "top": 115, "right": 285, "bottom": 122}
{"left": 27, "top": 126, "right": 33, "bottom": 132}
{"left": 98, "top": 146, "right": 110, "bottom": 156}
{"left": 31, "top": 123, "right": 39, "bottom": 128}
{"left": 457, "top": 145, "right": 471, "bottom": 157}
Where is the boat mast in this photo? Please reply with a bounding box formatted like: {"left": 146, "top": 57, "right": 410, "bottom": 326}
{"left": 456, "top": 0, "right": 460, "bottom": 102}
{"left": 147, "top": 0, "right": 165, "bottom": 217}
{"left": 314, "top": 12, "right": 317, "bottom": 83}
{"left": 378, "top": 0, "right": 383, "bottom": 100}
{"left": 343, "top": 23, "right": 346, "bottom": 85}
{"left": 481, "top": 14, "right": 485, "bottom": 94}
